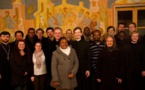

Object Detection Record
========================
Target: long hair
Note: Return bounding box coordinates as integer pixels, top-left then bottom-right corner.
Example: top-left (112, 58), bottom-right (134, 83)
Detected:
top-left (10, 40), bottom-right (30, 63)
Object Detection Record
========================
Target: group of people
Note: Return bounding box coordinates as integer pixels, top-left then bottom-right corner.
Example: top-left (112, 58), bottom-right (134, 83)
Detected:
top-left (0, 22), bottom-right (145, 90)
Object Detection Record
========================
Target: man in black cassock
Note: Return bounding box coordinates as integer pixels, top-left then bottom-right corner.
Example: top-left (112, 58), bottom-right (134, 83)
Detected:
top-left (72, 27), bottom-right (91, 90)
top-left (0, 31), bottom-right (11, 90)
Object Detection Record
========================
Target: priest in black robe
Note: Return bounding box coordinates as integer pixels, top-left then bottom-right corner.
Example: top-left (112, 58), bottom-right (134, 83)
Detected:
top-left (72, 27), bottom-right (91, 90)
top-left (0, 31), bottom-right (11, 90)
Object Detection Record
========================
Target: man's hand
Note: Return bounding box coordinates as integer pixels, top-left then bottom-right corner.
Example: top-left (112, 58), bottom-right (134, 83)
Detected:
top-left (97, 78), bottom-right (101, 83)
top-left (53, 81), bottom-right (60, 87)
top-left (85, 70), bottom-right (90, 78)
top-left (31, 76), bottom-right (34, 82)
top-left (24, 72), bottom-right (28, 76)
top-left (142, 71), bottom-right (145, 77)
top-left (116, 78), bottom-right (122, 84)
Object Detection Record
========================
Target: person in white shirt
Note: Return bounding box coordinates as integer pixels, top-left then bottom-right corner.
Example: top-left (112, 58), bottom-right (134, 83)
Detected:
top-left (31, 41), bottom-right (47, 90)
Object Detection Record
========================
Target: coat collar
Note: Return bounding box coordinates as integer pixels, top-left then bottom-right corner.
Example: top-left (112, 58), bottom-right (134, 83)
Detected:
top-left (56, 45), bottom-right (73, 58)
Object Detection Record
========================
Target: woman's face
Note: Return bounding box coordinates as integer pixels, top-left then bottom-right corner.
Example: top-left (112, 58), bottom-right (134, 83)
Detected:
top-left (60, 39), bottom-right (68, 49)
top-left (18, 41), bottom-right (25, 51)
top-left (106, 37), bottom-right (114, 47)
top-left (35, 43), bottom-right (42, 52)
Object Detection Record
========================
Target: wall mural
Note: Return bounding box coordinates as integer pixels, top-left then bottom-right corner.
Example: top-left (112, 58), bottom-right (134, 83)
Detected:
top-left (0, 0), bottom-right (108, 39)
top-left (0, 0), bottom-right (145, 40)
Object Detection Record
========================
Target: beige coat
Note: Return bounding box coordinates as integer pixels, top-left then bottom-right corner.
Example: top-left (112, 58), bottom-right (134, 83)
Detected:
top-left (51, 46), bottom-right (79, 89)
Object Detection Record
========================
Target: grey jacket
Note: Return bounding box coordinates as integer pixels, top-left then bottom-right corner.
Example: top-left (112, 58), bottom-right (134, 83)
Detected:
top-left (51, 46), bottom-right (79, 89)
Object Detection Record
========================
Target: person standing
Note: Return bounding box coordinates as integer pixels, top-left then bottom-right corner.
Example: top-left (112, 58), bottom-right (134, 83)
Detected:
top-left (10, 30), bottom-right (24, 50)
top-left (96, 36), bottom-right (125, 90)
top-left (114, 23), bottom-right (126, 40)
top-left (51, 37), bottom-right (79, 90)
top-left (31, 42), bottom-right (47, 90)
top-left (126, 31), bottom-right (145, 90)
top-left (25, 28), bottom-right (38, 90)
top-left (10, 40), bottom-right (31, 90)
top-left (83, 27), bottom-right (91, 42)
top-left (0, 31), bottom-right (11, 90)
top-left (126, 22), bottom-right (142, 43)
top-left (89, 30), bottom-right (105, 90)
top-left (53, 27), bottom-right (63, 45)
top-left (25, 28), bottom-right (38, 54)
top-left (72, 27), bottom-right (91, 90)
top-left (65, 29), bottom-right (74, 45)
top-left (106, 26), bottom-right (116, 37)
top-left (45, 27), bottom-right (56, 90)
top-left (117, 23), bottom-right (125, 32)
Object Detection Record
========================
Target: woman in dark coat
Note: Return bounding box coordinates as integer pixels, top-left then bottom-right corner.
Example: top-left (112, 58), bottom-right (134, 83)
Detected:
top-left (10, 40), bottom-right (32, 90)
top-left (96, 36), bottom-right (125, 90)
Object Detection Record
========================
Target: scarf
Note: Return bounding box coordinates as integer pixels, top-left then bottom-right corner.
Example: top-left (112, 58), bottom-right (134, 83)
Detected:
top-left (60, 46), bottom-right (70, 56)
top-left (34, 50), bottom-right (44, 69)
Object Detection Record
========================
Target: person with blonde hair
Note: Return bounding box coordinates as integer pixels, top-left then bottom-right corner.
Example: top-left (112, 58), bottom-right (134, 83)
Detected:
top-left (96, 36), bottom-right (125, 90)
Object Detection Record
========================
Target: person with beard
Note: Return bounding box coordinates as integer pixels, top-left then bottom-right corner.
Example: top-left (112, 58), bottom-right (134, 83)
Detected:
top-left (45, 27), bottom-right (56, 90)
top-left (71, 27), bottom-right (91, 90)
top-left (89, 30), bottom-right (105, 90)
top-left (0, 31), bottom-right (11, 90)
top-left (96, 36), bottom-right (125, 90)
top-left (114, 23), bottom-right (126, 40)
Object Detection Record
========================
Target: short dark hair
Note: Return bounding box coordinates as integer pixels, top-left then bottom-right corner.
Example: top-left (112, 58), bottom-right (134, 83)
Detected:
top-left (15, 30), bottom-right (24, 37)
top-left (73, 27), bottom-right (82, 33)
top-left (28, 28), bottom-right (35, 33)
top-left (128, 22), bottom-right (136, 28)
top-left (36, 28), bottom-right (44, 34)
top-left (46, 27), bottom-right (54, 32)
top-left (84, 27), bottom-right (90, 31)
top-left (0, 31), bottom-right (10, 36)
top-left (118, 23), bottom-right (125, 27)
top-left (58, 37), bottom-right (68, 46)
top-left (66, 29), bottom-right (72, 34)
top-left (107, 26), bottom-right (115, 32)
top-left (92, 30), bottom-right (101, 36)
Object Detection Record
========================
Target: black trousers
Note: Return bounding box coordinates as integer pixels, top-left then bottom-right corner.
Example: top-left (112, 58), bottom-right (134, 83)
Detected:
top-left (34, 74), bottom-right (46, 90)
